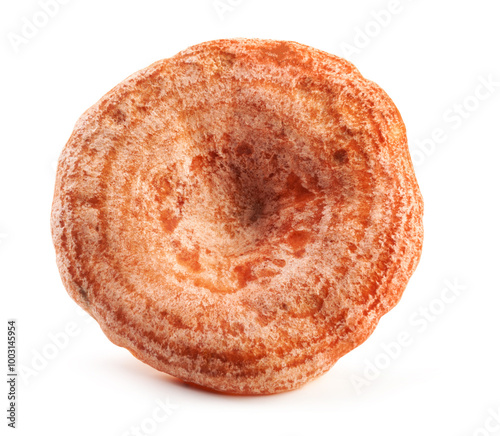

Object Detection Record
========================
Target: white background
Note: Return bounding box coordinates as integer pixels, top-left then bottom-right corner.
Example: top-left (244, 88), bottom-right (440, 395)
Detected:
top-left (2, 0), bottom-right (500, 435)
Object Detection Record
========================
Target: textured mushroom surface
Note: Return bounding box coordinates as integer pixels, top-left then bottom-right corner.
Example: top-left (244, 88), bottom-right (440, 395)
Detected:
top-left (51, 38), bottom-right (423, 394)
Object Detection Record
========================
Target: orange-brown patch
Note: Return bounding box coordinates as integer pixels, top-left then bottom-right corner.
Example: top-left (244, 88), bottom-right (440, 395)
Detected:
top-left (176, 247), bottom-right (201, 273)
top-left (160, 210), bottom-right (180, 233)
